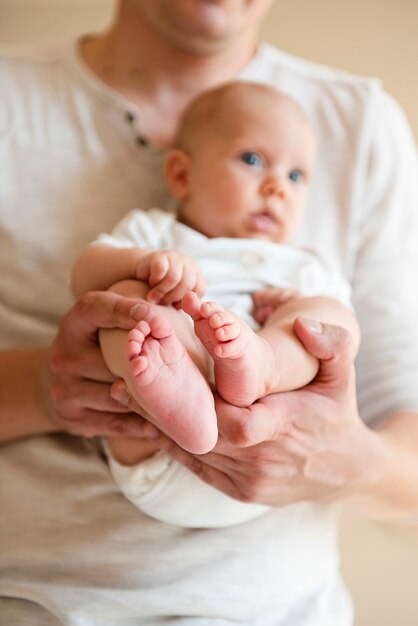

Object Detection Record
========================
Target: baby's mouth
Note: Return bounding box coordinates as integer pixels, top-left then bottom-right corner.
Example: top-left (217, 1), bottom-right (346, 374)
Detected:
top-left (246, 209), bottom-right (278, 233)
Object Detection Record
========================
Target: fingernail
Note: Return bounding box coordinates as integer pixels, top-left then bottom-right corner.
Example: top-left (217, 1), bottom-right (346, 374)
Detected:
top-left (130, 302), bottom-right (149, 319)
top-left (113, 388), bottom-right (130, 406)
top-left (299, 317), bottom-right (323, 334)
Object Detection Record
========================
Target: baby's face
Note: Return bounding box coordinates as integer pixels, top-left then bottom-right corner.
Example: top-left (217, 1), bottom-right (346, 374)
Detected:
top-left (179, 90), bottom-right (316, 243)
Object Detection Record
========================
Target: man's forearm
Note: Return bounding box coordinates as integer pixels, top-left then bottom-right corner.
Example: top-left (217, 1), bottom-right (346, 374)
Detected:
top-left (0, 348), bottom-right (58, 444)
top-left (342, 411), bottom-right (418, 523)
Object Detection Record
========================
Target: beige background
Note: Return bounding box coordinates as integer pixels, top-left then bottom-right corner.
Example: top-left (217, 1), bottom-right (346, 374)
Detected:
top-left (1, 1), bottom-right (418, 625)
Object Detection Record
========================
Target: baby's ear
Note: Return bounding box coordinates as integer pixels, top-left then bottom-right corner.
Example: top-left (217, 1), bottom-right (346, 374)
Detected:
top-left (165, 149), bottom-right (191, 200)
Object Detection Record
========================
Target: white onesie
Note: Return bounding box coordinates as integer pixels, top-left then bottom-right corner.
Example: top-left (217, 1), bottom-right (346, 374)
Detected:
top-left (97, 208), bottom-right (352, 528)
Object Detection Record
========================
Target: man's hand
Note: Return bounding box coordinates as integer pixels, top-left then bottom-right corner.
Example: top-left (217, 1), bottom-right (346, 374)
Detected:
top-left (135, 318), bottom-right (379, 507)
top-left (41, 290), bottom-right (152, 438)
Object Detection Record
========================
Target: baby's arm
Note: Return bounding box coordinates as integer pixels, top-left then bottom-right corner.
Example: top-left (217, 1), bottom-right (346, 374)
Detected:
top-left (72, 244), bottom-right (149, 296)
top-left (260, 294), bottom-right (360, 392)
top-left (71, 244), bottom-right (205, 304)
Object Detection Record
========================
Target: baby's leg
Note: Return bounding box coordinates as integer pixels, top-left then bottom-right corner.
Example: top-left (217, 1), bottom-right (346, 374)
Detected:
top-left (101, 280), bottom-right (217, 462)
top-left (182, 292), bottom-right (318, 407)
top-left (108, 437), bottom-right (162, 467)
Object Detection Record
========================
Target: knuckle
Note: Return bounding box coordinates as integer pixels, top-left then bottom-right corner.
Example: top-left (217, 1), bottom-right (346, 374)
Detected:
top-left (47, 348), bottom-right (62, 377)
top-left (48, 349), bottom-right (73, 378)
top-left (164, 268), bottom-right (177, 280)
top-left (58, 405), bottom-right (85, 432)
top-left (239, 475), bottom-right (265, 502)
top-left (55, 384), bottom-right (80, 408)
top-left (108, 291), bottom-right (128, 316)
top-left (189, 457), bottom-right (205, 477)
top-left (153, 260), bottom-right (165, 273)
top-left (61, 406), bottom-right (104, 437)
top-left (48, 370), bottom-right (85, 410)
top-left (74, 291), bottom-right (96, 316)
top-left (249, 446), bottom-right (269, 465)
top-left (165, 275), bottom-right (180, 289)
top-left (48, 376), bottom-right (66, 402)
top-left (107, 417), bottom-right (132, 436)
top-left (226, 417), bottom-right (258, 447)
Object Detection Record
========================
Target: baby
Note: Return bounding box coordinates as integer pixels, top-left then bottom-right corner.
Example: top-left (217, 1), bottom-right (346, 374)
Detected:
top-left (72, 82), bottom-right (359, 527)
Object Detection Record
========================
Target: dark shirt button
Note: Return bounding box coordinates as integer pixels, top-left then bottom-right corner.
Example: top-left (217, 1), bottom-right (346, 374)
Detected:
top-left (136, 135), bottom-right (149, 148)
top-left (125, 111), bottom-right (136, 123)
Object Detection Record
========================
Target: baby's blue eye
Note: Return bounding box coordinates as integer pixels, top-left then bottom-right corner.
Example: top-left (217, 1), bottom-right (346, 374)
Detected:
top-left (240, 152), bottom-right (263, 167)
top-left (289, 169), bottom-right (303, 183)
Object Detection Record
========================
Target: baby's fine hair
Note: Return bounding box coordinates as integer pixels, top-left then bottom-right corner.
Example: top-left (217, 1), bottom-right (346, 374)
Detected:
top-left (174, 81), bottom-right (312, 151)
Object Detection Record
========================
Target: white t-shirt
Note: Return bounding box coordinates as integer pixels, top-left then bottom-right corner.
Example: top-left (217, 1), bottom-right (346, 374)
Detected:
top-left (0, 41), bottom-right (417, 625)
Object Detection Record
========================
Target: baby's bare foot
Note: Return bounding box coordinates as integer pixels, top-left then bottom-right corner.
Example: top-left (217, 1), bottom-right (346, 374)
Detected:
top-left (126, 314), bottom-right (217, 454)
top-left (182, 292), bottom-right (275, 407)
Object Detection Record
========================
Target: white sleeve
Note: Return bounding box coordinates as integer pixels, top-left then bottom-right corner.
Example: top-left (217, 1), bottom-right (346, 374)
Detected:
top-left (352, 88), bottom-right (418, 426)
top-left (94, 208), bottom-right (173, 250)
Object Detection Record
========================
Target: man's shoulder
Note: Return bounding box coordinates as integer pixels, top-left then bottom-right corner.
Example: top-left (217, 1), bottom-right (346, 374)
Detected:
top-left (0, 44), bottom-right (78, 124)
top-left (241, 43), bottom-right (388, 137)
top-left (2, 43), bottom-right (83, 106)
top-left (245, 43), bottom-right (381, 100)
top-left (0, 44), bottom-right (67, 79)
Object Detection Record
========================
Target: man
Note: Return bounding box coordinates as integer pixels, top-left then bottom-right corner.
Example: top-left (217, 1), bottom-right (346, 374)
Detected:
top-left (1, 1), bottom-right (418, 624)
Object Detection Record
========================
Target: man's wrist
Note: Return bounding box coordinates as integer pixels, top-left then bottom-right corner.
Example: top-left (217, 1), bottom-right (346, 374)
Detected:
top-left (0, 348), bottom-right (61, 445)
top-left (338, 419), bottom-right (418, 522)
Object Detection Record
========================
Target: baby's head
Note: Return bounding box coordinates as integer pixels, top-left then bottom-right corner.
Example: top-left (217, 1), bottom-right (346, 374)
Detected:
top-left (166, 81), bottom-right (316, 243)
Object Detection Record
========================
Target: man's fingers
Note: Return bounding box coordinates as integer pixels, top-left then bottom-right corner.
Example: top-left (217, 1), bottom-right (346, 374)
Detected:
top-left (67, 291), bottom-right (143, 341)
top-left (110, 379), bottom-right (158, 431)
top-left (47, 378), bottom-right (133, 429)
top-left (64, 410), bottom-right (151, 438)
top-left (49, 341), bottom-right (116, 381)
top-left (150, 434), bottom-right (241, 497)
top-left (215, 392), bottom-right (291, 447)
top-left (45, 292), bottom-right (161, 438)
top-left (293, 317), bottom-right (352, 361)
top-left (293, 317), bottom-right (355, 390)
top-left (72, 380), bottom-right (134, 412)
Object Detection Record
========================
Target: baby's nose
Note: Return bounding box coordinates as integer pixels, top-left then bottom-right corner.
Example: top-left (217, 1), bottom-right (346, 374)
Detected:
top-left (260, 176), bottom-right (286, 199)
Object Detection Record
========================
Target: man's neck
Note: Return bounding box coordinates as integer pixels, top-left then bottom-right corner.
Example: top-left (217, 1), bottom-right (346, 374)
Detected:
top-left (80, 6), bottom-right (259, 146)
